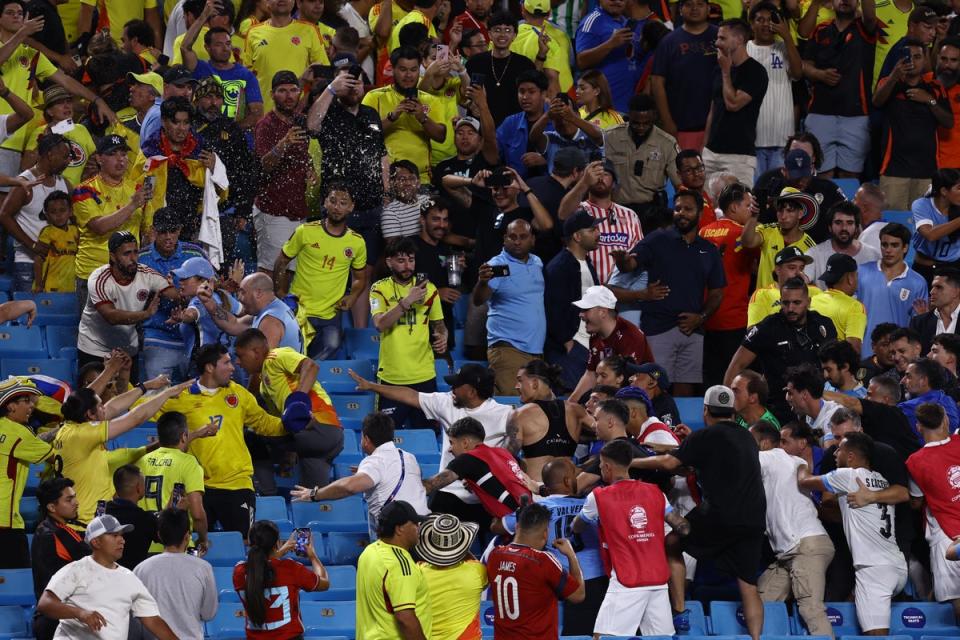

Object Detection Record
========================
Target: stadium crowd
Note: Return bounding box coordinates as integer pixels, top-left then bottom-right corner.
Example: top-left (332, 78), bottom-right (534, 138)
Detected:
top-left (2, 0), bottom-right (960, 637)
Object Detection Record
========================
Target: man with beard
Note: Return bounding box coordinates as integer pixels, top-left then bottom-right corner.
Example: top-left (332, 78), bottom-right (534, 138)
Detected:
top-left (933, 38), bottom-right (960, 169)
top-left (741, 186), bottom-right (817, 289)
top-left (558, 160), bottom-right (644, 283)
top-left (748, 246), bottom-right (821, 327)
top-left (474, 219), bottom-right (547, 395)
top-left (677, 150), bottom-right (718, 229)
top-left (181, 0), bottom-right (263, 131)
top-left (473, 165), bottom-right (553, 265)
top-left (612, 190), bottom-right (726, 397)
top-left (873, 38), bottom-right (952, 210)
top-left (805, 205), bottom-right (879, 287)
top-left (192, 77), bottom-right (259, 263)
top-left (909, 269), bottom-right (960, 355)
top-left (369, 238), bottom-right (447, 428)
top-left (254, 71), bottom-right (314, 278)
top-left (414, 199), bottom-right (462, 354)
top-left (273, 183), bottom-right (366, 358)
top-left (544, 211), bottom-right (601, 389)
top-left (78, 232), bottom-right (181, 369)
top-left (362, 45), bottom-right (446, 183)
top-left (725, 277), bottom-right (838, 422)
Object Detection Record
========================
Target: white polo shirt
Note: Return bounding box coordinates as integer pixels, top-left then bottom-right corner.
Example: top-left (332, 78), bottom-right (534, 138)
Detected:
top-left (356, 440), bottom-right (429, 529)
top-left (418, 392), bottom-right (513, 503)
top-left (758, 448), bottom-right (828, 555)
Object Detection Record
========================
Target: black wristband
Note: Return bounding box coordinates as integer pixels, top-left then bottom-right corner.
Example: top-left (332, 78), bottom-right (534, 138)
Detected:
top-left (137, 383), bottom-right (147, 394)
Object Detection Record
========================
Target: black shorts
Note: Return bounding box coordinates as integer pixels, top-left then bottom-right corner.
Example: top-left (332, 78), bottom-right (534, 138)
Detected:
top-left (680, 507), bottom-right (764, 585)
top-left (203, 487), bottom-right (256, 539)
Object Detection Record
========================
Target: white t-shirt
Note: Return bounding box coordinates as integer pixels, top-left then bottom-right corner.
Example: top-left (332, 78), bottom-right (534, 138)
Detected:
top-left (356, 440), bottom-right (430, 529)
top-left (47, 555), bottom-right (160, 640)
top-left (78, 264), bottom-right (171, 357)
top-left (823, 466), bottom-right (906, 569)
top-left (758, 448), bottom-right (827, 555)
top-left (804, 241), bottom-right (881, 288)
top-left (859, 220), bottom-right (884, 253)
top-left (418, 392), bottom-right (512, 502)
top-left (14, 168), bottom-right (68, 263)
top-left (574, 258), bottom-right (593, 348)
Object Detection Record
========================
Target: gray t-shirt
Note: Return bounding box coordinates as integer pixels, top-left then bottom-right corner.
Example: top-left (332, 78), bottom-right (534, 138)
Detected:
top-left (132, 552), bottom-right (218, 640)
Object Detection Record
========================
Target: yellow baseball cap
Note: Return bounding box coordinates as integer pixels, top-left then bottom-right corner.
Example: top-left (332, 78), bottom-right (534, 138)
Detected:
top-left (127, 71), bottom-right (164, 96)
top-left (524, 0), bottom-right (551, 15)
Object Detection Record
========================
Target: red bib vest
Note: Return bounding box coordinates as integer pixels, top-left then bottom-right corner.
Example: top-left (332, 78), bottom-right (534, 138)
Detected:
top-left (463, 444), bottom-right (532, 517)
top-left (594, 479), bottom-right (670, 588)
top-left (906, 435), bottom-right (960, 539)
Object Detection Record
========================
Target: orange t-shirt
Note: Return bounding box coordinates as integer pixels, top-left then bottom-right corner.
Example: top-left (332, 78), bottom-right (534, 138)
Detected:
top-left (932, 73), bottom-right (960, 169)
top-left (699, 218), bottom-right (758, 331)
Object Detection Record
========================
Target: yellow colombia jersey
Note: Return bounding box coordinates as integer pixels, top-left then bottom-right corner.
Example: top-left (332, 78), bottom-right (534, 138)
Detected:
top-left (57, 0), bottom-right (83, 45)
top-left (422, 76), bottom-right (461, 166)
top-left (26, 123), bottom-right (95, 187)
top-left (747, 283), bottom-right (822, 327)
top-left (52, 421), bottom-right (146, 523)
top-left (242, 20), bottom-right (329, 111)
top-left (261, 347), bottom-right (341, 427)
top-left (80, 0), bottom-right (158, 44)
top-left (370, 277), bottom-right (443, 385)
top-left (810, 288), bottom-right (867, 342)
top-left (756, 224), bottom-right (816, 290)
top-left (281, 221), bottom-right (367, 319)
top-left (388, 9), bottom-right (436, 54)
top-left (512, 22), bottom-right (573, 93)
top-left (71, 173), bottom-right (151, 279)
top-left (0, 416), bottom-right (52, 528)
top-left (0, 42), bottom-right (57, 152)
top-left (357, 540), bottom-right (433, 640)
top-left (419, 559), bottom-right (488, 640)
top-left (137, 446), bottom-right (204, 551)
top-left (36, 224), bottom-right (79, 293)
top-left (579, 107), bottom-right (624, 131)
top-left (159, 381), bottom-right (286, 491)
top-left (362, 86), bottom-right (442, 182)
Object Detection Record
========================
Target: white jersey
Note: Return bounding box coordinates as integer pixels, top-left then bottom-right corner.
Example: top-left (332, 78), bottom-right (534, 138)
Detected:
top-left (759, 448), bottom-right (827, 555)
top-left (579, 200), bottom-right (643, 285)
top-left (823, 467), bottom-right (906, 569)
top-left (13, 168), bottom-right (68, 264)
top-left (746, 41), bottom-right (794, 148)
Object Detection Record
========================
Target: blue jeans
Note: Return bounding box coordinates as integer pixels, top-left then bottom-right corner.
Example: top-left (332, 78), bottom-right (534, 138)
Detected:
top-left (754, 147), bottom-right (784, 182)
top-left (142, 345), bottom-right (189, 383)
top-left (12, 262), bottom-right (32, 292)
top-left (307, 315), bottom-right (343, 360)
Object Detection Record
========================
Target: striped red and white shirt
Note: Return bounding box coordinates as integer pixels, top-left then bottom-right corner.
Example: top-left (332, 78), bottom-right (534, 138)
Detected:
top-left (579, 200), bottom-right (644, 284)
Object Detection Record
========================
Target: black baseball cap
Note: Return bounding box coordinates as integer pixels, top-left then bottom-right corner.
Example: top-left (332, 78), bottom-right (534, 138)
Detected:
top-left (272, 70), bottom-right (300, 90)
top-left (553, 147), bottom-right (587, 173)
top-left (774, 245), bottom-right (814, 266)
top-left (562, 209), bottom-right (602, 238)
top-left (96, 133), bottom-right (131, 155)
top-left (163, 65), bottom-right (197, 86)
top-left (378, 501), bottom-right (428, 530)
top-left (108, 230), bottom-right (138, 253)
top-left (820, 253), bottom-right (858, 286)
top-left (443, 363), bottom-right (492, 390)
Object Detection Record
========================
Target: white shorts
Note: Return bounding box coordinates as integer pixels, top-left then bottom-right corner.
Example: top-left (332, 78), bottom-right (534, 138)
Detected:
top-left (253, 205), bottom-right (301, 271)
top-left (593, 574), bottom-right (674, 636)
top-left (931, 533), bottom-right (960, 601)
top-left (854, 563), bottom-right (908, 632)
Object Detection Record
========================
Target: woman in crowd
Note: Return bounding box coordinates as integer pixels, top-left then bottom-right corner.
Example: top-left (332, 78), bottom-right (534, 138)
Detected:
top-left (594, 355), bottom-right (631, 389)
top-left (577, 70), bottom-right (624, 131)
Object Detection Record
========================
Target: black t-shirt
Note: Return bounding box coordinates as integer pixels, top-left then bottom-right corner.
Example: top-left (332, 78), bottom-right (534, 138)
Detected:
top-left (742, 310), bottom-right (838, 416)
top-left (432, 153), bottom-right (496, 239)
top-left (653, 392), bottom-right (680, 425)
top-left (879, 78), bottom-right (948, 178)
top-left (803, 19), bottom-right (877, 117)
top-left (859, 399), bottom-right (921, 462)
top-left (414, 236), bottom-right (458, 332)
top-left (465, 52), bottom-right (536, 125)
top-left (448, 451), bottom-right (522, 512)
top-left (754, 171), bottom-right (847, 243)
top-left (818, 441), bottom-right (914, 552)
top-left (673, 420), bottom-right (766, 529)
top-left (25, 0), bottom-right (66, 54)
top-left (105, 499), bottom-right (158, 570)
top-left (475, 205), bottom-right (534, 264)
top-left (316, 101), bottom-right (388, 211)
top-left (706, 57), bottom-right (769, 155)
top-left (525, 175), bottom-right (566, 264)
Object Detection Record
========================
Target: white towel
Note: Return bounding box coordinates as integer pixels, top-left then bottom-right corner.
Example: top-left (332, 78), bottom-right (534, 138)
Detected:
top-left (199, 154), bottom-right (229, 269)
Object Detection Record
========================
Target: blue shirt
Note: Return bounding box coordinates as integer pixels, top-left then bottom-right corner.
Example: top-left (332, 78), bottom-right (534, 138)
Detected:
top-left (629, 226), bottom-right (726, 336)
top-left (192, 60), bottom-right (263, 114)
top-left (502, 495), bottom-right (605, 579)
top-left (138, 241), bottom-right (206, 347)
top-left (486, 249), bottom-right (546, 353)
top-left (650, 25), bottom-right (719, 132)
top-left (575, 8), bottom-right (639, 112)
top-left (254, 297), bottom-right (305, 353)
top-left (139, 98), bottom-right (163, 150)
top-left (496, 107), bottom-right (552, 178)
top-left (188, 291), bottom-right (243, 348)
top-left (543, 131), bottom-right (598, 175)
top-left (856, 260), bottom-right (927, 357)
top-left (913, 197), bottom-right (960, 262)
top-left (899, 389), bottom-right (959, 439)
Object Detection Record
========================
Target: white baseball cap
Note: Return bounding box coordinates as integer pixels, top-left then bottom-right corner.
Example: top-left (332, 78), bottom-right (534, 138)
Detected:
top-left (573, 285), bottom-right (617, 310)
top-left (84, 514), bottom-right (133, 542)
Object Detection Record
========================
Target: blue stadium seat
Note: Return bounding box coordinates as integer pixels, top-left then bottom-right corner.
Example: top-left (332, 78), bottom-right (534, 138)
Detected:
top-left (436, 360), bottom-right (454, 390)
top-left (211, 565), bottom-right (235, 592)
top-left (206, 601), bottom-right (247, 638)
top-left (882, 210), bottom-right (914, 228)
top-left (492, 396), bottom-right (521, 407)
top-left (394, 429), bottom-right (440, 463)
top-left (23, 463), bottom-right (45, 497)
top-left (0, 569), bottom-right (34, 605)
top-left (453, 359), bottom-right (488, 373)
top-left (14, 292), bottom-right (76, 313)
top-left (301, 601), bottom-right (356, 637)
top-left (325, 532), bottom-right (369, 564)
top-left (44, 326), bottom-right (77, 358)
top-left (19, 497), bottom-right (39, 531)
top-left (675, 397), bottom-right (705, 430)
top-left (302, 565), bottom-right (356, 601)
top-left (333, 462), bottom-right (358, 480)
top-left (677, 600), bottom-right (710, 636)
top-left (344, 328), bottom-right (381, 360)
top-left (891, 603), bottom-right (960, 638)
top-left (0, 605), bottom-right (27, 639)
top-left (420, 463), bottom-right (439, 478)
top-left (297, 495), bottom-right (367, 533)
top-left (316, 359), bottom-right (375, 394)
top-left (340, 416), bottom-right (363, 431)
top-left (331, 394), bottom-right (375, 425)
top-left (599, 637), bottom-right (674, 640)
top-left (840, 636), bottom-right (911, 640)
top-left (336, 429), bottom-right (362, 464)
top-left (0, 276), bottom-right (13, 293)
top-left (0, 358), bottom-right (75, 385)
top-left (833, 178), bottom-right (861, 200)
top-left (794, 602), bottom-right (859, 636)
top-left (256, 495), bottom-right (291, 525)
top-left (204, 532), bottom-right (246, 566)
top-left (481, 600), bottom-right (495, 634)
top-left (710, 602), bottom-right (791, 636)
top-left (0, 326), bottom-right (47, 358)
top-left (107, 428), bottom-right (154, 450)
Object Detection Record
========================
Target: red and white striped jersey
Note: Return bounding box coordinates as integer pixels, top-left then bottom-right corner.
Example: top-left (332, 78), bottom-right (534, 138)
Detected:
top-left (579, 200), bottom-right (643, 284)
